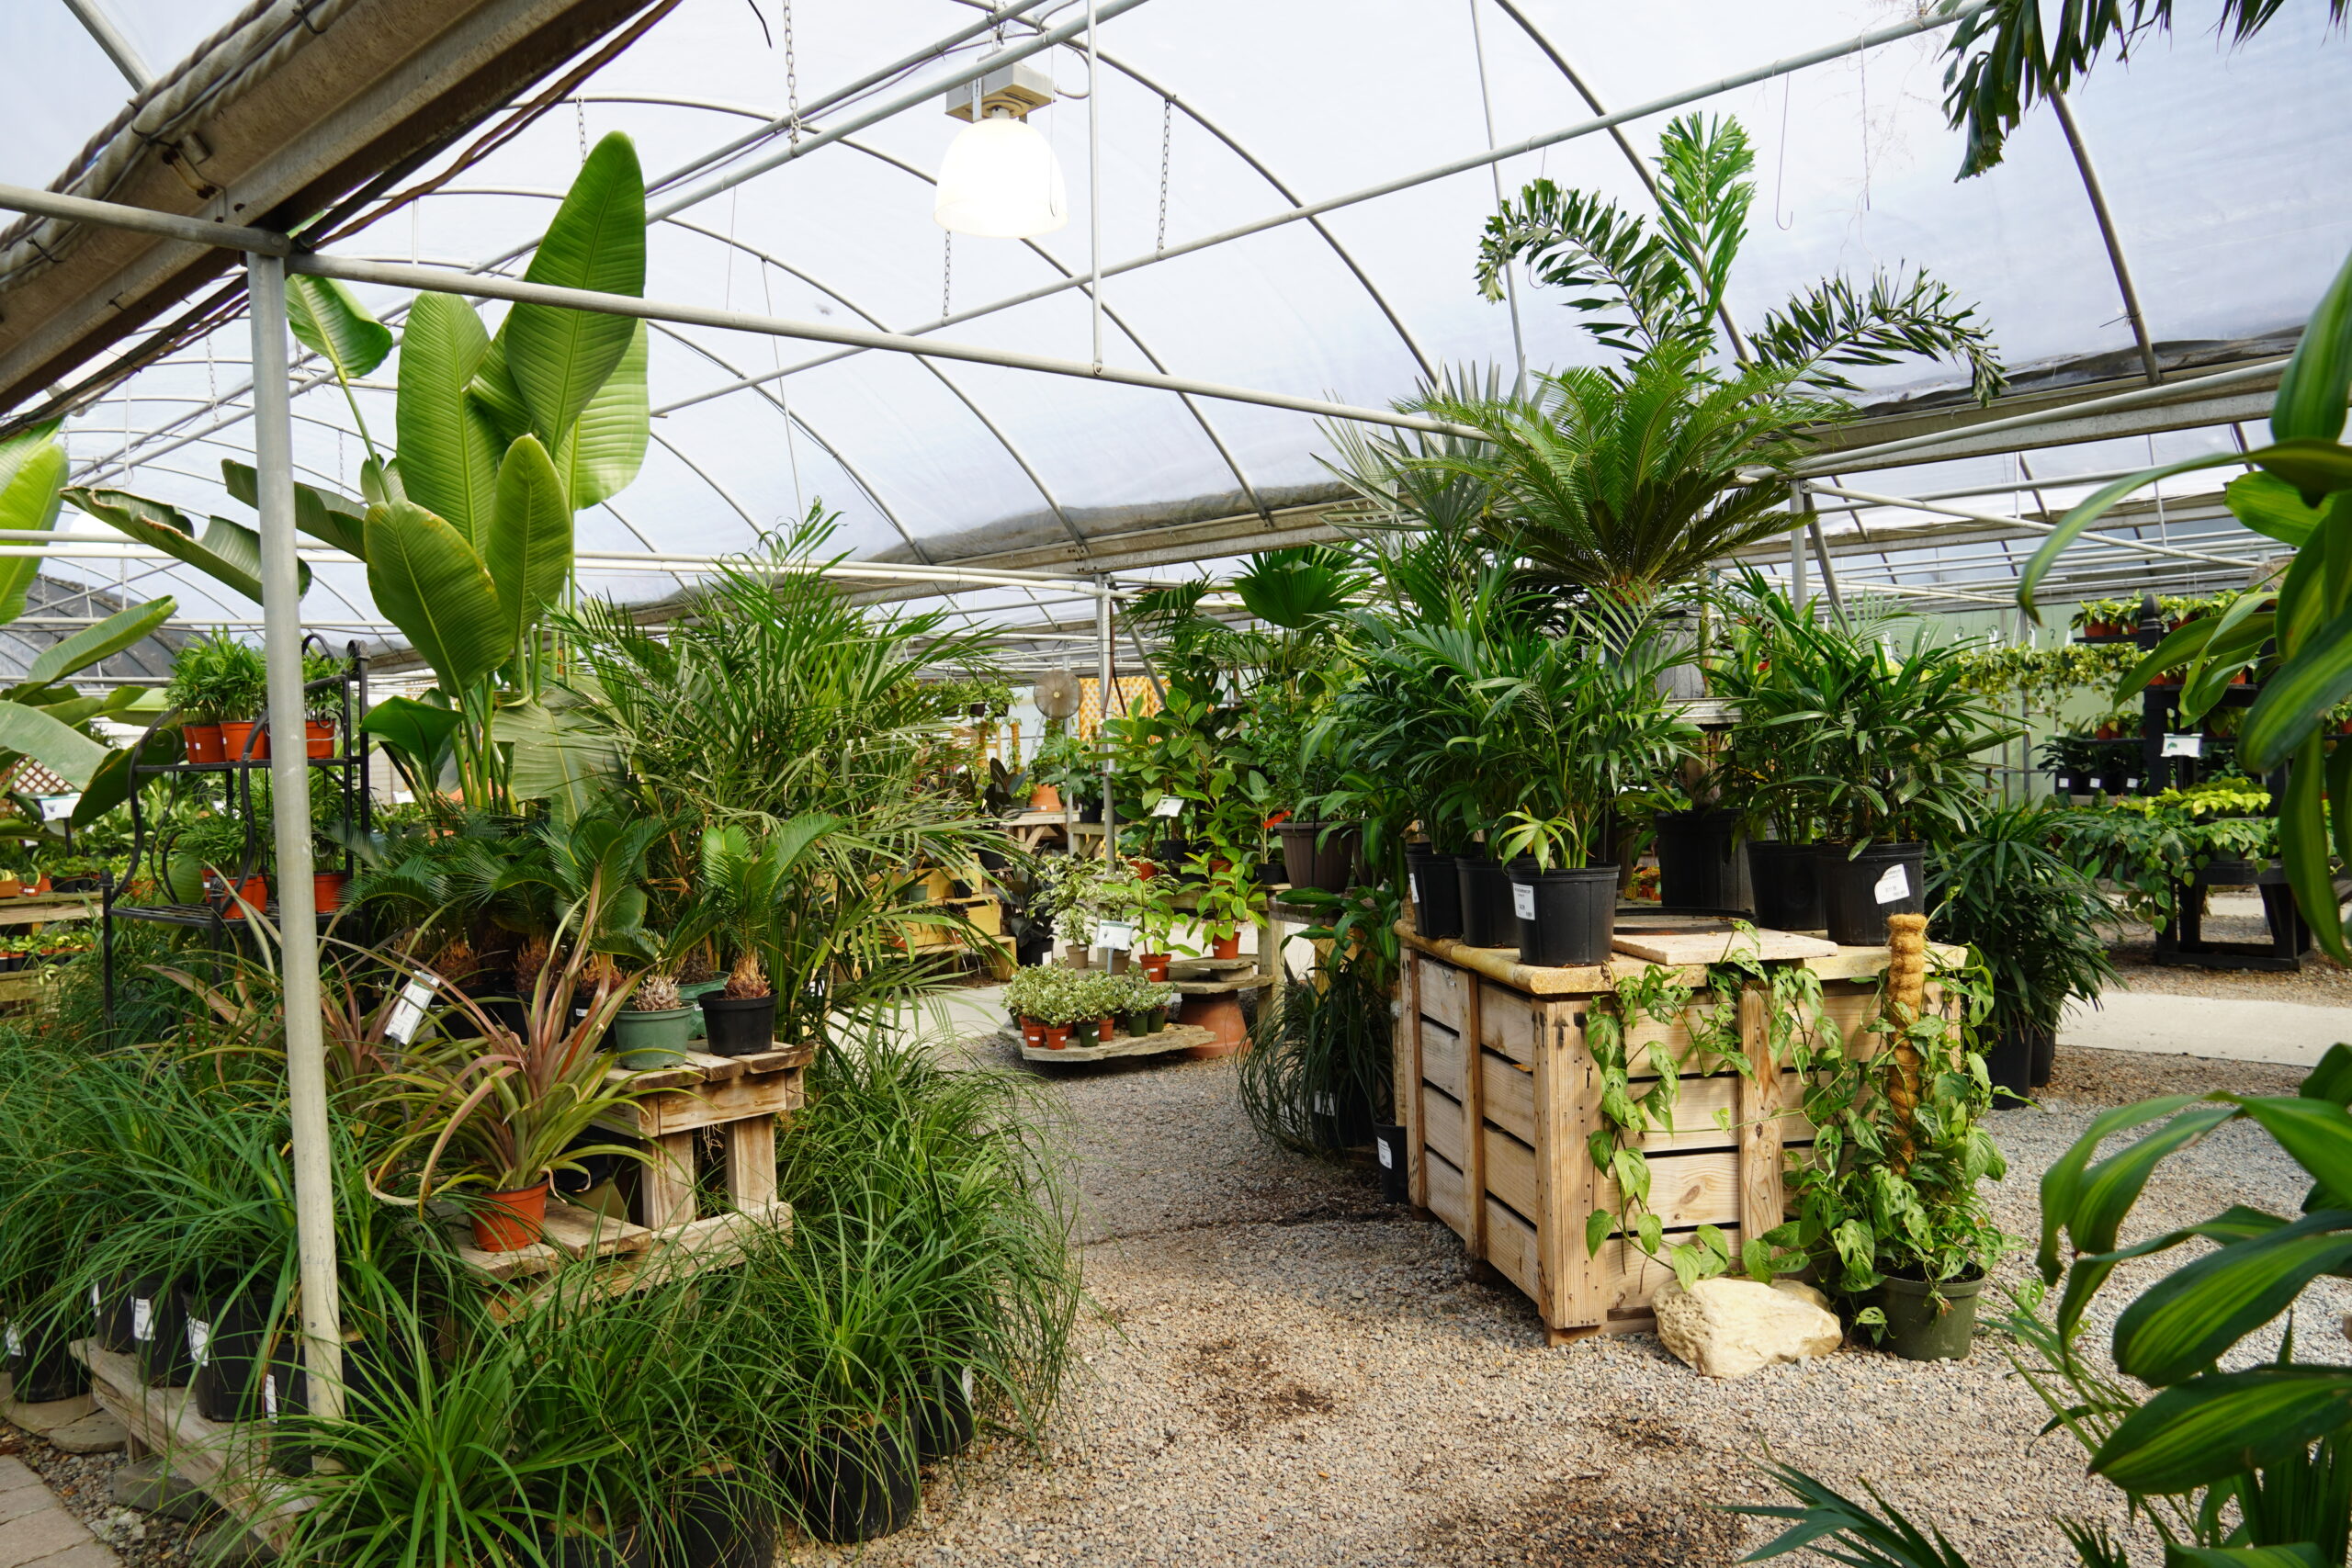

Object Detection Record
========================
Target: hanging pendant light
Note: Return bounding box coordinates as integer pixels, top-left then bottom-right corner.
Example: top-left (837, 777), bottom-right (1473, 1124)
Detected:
top-left (934, 106), bottom-right (1068, 238)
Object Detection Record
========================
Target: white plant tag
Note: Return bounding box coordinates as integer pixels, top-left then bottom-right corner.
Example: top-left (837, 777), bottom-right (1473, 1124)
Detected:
top-left (1151, 795), bottom-right (1184, 818)
top-left (960, 1365), bottom-right (976, 1400)
top-left (187, 1317), bottom-right (211, 1368)
top-left (5, 1325), bottom-right (19, 1358)
top-left (2162, 733), bottom-right (2204, 758)
top-left (1376, 1138), bottom-right (1394, 1169)
top-left (264, 1372), bottom-right (279, 1419)
top-left (1512, 882), bottom-right (1537, 920)
top-left (1408, 874), bottom-right (1420, 904)
top-left (132, 1298), bottom-right (153, 1342)
top-left (1872, 863), bottom-right (1911, 905)
top-left (88, 1282), bottom-right (100, 1310)
top-left (38, 794), bottom-right (79, 821)
top-left (384, 975), bottom-right (439, 1044)
top-left (1312, 1092), bottom-right (1335, 1114)
top-left (1097, 920), bottom-right (1134, 953)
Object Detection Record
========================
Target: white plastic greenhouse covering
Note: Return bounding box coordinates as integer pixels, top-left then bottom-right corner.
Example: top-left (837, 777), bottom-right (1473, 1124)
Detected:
top-left (5, 0), bottom-right (2349, 655)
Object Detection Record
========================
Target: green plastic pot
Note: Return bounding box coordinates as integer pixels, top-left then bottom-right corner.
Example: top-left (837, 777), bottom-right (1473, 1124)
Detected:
top-left (613, 1006), bottom-right (698, 1068)
top-left (1122, 1009), bottom-right (1161, 1036)
top-left (676, 979), bottom-right (728, 1039)
top-left (1069, 1020), bottom-right (1099, 1047)
top-left (1873, 1272), bottom-right (1985, 1361)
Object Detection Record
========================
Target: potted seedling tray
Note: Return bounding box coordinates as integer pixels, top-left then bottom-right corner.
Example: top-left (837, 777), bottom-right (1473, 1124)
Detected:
top-left (997, 1020), bottom-right (1218, 1065)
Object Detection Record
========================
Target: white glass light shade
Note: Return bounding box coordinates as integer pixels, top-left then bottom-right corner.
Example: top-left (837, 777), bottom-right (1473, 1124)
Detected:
top-left (933, 111), bottom-right (1068, 238)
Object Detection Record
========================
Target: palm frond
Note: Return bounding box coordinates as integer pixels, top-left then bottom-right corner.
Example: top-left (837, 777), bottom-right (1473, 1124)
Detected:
top-left (1652, 114), bottom-right (1756, 328)
top-left (1475, 178), bottom-right (1702, 356)
top-left (1728, 1462), bottom-right (1981, 1568)
top-left (1750, 268), bottom-right (2007, 404)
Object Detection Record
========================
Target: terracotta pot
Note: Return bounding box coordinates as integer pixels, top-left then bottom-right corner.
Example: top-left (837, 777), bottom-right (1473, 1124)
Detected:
top-left (183, 723), bottom-right (226, 765)
top-left (220, 720), bottom-right (268, 761)
top-left (1211, 934), bottom-right (1241, 961)
top-left (1019, 1018), bottom-right (1046, 1048)
top-left (31, 875), bottom-right (49, 897)
top-left (1138, 953), bottom-right (1171, 982)
top-left (471, 1179), bottom-right (550, 1253)
top-left (1029, 784), bottom-right (1062, 813)
top-left (303, 720), bottom-right (335, 760)
top-left (215, 874), bottom-right (269, 919)
top-left (1041, 1024), bottom-right (1071, 1051)
top-left (312, 871), bottom-right (347, 912)
top-left (1099, 1014), bottom-right (1118, 1042)
top-left (2231, 670), bottom-right (2251, 685)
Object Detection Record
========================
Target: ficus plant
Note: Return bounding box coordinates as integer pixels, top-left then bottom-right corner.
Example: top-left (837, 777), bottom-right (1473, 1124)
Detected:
top-left (65, 133), bottom-right (652, 816)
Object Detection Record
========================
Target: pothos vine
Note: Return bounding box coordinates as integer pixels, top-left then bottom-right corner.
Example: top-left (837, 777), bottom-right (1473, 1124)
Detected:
top-left (1581, 936), bottom-right (1998, 1297)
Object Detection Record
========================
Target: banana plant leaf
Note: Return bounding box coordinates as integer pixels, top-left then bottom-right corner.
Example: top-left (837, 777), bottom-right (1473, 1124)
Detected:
top-left (394, 291), bottom-right (502, 554)
top-left (485, 434), bottom-right (572, 653)
top-left (553, 318), bottom-right (648, 511)
top-left (363, 501), bottom-right (511, 694)
top-left (221, 459), bottom-right (368, 560)
top-left (62, 488), bottom-right (309, 604)
top-left (22, 598), bottom-right (175, 688)
top-left (359, 694), bottom-right (462, 795)
top-left (74, 728), bottom-right (182, 829)
top-left (504, 701), bottom-right (618, 817)
top-left (0, 424), bottom-right (64, 624)
top-left (286, 274), bottom-right (393, 382)
top-left (0, 700), bottom-right (110, 786)
top-left (504, 131), bottom-right (646, 451)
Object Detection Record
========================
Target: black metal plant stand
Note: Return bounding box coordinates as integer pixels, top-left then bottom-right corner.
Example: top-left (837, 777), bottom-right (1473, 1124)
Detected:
top-left (102, 639), bottom-right (372, 1026)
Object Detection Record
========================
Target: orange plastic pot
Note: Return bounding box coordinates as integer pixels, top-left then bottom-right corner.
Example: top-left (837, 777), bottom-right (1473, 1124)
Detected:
top-left (1041, 1024), bottom-right (1071, 1051)
top-left (1210, 934), bottom-right (1242, 961)
top-left (471, 1180), bottom-right (550, 1253)
top-left (1099, 1014), bottom-right (1118, 1042)
top-left (1029, 784), bottom-right (1062, 813)
top-left (304, 720), bottom-right (335, 759)
top-left (1019, 1017), bottom-right (1045, 1048)
top-left (220, 720), bottom-right (268, 761)
top-left (214, 874), bottom-right (269, 919)
top-left (1138, 953), bottom-right (1171, 981)
top-left (183, 724), bottom-right (225, 764)
top-left (313, 871), bottom-right (348, 912)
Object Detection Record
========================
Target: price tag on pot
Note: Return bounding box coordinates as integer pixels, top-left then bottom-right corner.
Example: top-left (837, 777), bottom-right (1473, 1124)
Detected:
top-left (132, 1298), bottom-right (153, 1343)
top-left (1097, 919), bottom-right (1134, 952)
top-left (186, 1318), bottom-right (209, 1368)
top-left (5, 1325), bottom-right (18, 1358)
top-left (1512, 882), bottom-right (1537, 921)
top-left (37, 794), bottom-right (77, 821)
top-left (1871, 863), bottom-right (1911, 905)
top-left (385, 975), bottom-right (439, 1044)
top-left (1312, 1092), bottom-right (1335, 1114)
top-left (1151, 795), bottom-right (1184, 818)
top-left (2163, 733), bottom-right (2204, 758)
top-left (264, 1372), bottom-right (280, 1420)
top-left (1408, 873), bottom-right (1420, 905)
top-left (1376, 1138), bottom-right (1394, 1169)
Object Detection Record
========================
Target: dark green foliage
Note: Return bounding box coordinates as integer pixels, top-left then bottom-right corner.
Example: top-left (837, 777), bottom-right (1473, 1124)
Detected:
top-left (1239, 903), bottom-right (1396, 1156)
top-left (1928, 805), bottom-right (2118, 1035)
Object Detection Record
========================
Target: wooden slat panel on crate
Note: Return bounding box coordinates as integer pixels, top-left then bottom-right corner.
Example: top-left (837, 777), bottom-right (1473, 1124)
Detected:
top-left (1611, 929), bottom-right (1838, 965)
top-left (1481, 1050), bottom-right (1535, 1144)
top-left (1482, 1123), bottom-right (1538, 1221)
top-left (1459, 974), bottom-right (1488, 1256)
top-left (1817, 983), bottom-right (1887, 1058)
top-left (1485, 1198), bottom-right (1542, 1304)
top-left (601, 1064), bottom-right (807, 1137)
top-left (1425, 1148), bottom-right (1470, 1234)
top-left (1421, 1082), bottom-right (1465, 1169)
top-left (1602, 1227), bottom-right (1744, 1314)
top-left (1595, 1149), bottom-right (1742, 1228)
top-left (1478, 982), bottom-right (1536, 1064)
top-left (1419, 1020), bottom-right (1465, 1100)
top-left (449, 1198), bottom-right (652, 1280)
top-left (1419, 960), bottom-right (1469, 1032)
top-left (1736, 986), bottom-right (1788, 1243)
top-left (1536, 1004), bottom-right (1604, 1330)
top-left (1612, 1074), bottom-right (1812, 1154)
top-left (1403, 957), bottom-right (1426, 1208)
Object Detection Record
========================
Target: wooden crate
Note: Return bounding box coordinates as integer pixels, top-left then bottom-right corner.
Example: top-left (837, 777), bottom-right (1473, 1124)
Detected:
top-left (595, 1043), bottom-right (812, 1230)
top-left (1397, 925), bottom-right (1951, 1342)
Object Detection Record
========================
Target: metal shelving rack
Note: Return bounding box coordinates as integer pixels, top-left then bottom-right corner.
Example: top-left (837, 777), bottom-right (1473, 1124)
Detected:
top-left (101, 640), bottom-right (372, 1021)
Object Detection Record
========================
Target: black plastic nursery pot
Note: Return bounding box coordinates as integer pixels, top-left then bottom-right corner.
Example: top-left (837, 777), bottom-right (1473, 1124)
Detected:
top-left (1747, 840), bottom-right (1824, 931)
top-left (1406, 847), bottom-right (1463, 941)
top-left (1372, 1122), bottom-right (1410, 1204)
top-left (1455, 853), bottom-right (1518, 950)
top-left (1815, 842), bottom-right (1927, 947)
top-left (1654, 809), bottom-right (1744, 911)
top-left (785, 1425), bottom-right (920, 1543)
top-left (1275, 820), bottom-right (1363, 893)
top-left (1510, 861), bottom-right (1619, 967)
top-left (1983, 1022), bottom-right (2052, 1103)
top-left (700, 992), bottom-right (777, 1055)
top-left (6, 1312), bottom-right (90, 1404)
top-left (183, 1275), bottom-right (301, 1426)
top-left (91, 1270), bottom-right (138, 1352)
top-left (1309, 1079), bottom-right (1377, 1151)
top-left (914, 1363), bottom-right (978, 1462)
top-left (2030, 1022), bottom-right (2058, 1088)
top-left (130, 1273), bottom-right (194, 1387)
top-left (673, 1472), bottom-right (781, 1568)
top-left (1873, 1272), bottom-right (1986, 1361)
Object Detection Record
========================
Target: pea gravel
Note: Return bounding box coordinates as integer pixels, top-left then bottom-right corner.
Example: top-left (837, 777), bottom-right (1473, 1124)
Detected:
top-left (777, 1026), bottom-right (2342, 1568)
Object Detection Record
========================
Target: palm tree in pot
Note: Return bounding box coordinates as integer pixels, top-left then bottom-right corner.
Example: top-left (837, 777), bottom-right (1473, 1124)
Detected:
top-left (688, 814), bottom-right (839, 1055)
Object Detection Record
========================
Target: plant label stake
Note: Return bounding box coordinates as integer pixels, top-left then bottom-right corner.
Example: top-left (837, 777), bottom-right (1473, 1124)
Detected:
top-left (1098, 919), bottom-right (1134, 951)
top-left (1871, 863), bottom-right (1910, 905)
top-left (2162, 733), bottom-right (2204, 758)
top-left (1151, 795), bottom-right (1183, 818)
top-left (385, 975), bottom-right (438, 1045)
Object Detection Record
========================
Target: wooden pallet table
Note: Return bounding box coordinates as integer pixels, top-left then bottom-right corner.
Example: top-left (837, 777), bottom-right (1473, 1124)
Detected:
top-left (595, 1043), bottom-right (814, 1230)
top-left (72, 1340), bottom-right (311, 1551)
top-left (1396, 918), bottom-right (1961, 1344)
top-left (997, 1021), bottom-right (1218, 1064)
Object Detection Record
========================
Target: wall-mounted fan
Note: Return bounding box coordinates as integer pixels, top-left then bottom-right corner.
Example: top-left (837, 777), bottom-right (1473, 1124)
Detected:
top-left (1033, 670), bottom-right (1081, 720)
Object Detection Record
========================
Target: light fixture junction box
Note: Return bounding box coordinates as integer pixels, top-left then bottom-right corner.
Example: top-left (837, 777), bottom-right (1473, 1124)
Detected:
top-left (944, 56), bottom-right (1057, 121)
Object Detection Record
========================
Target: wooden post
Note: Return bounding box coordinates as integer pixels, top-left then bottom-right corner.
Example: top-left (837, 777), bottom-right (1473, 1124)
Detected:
top-left (1734, 983), bottom-right (1786, 1250)
top-left (639, 1132), bottom-right (697, 1230)
top-left (723, 1114), bottom-right (777, 1212)
top-left (1532, 1001), bottom-right (1598, 1340)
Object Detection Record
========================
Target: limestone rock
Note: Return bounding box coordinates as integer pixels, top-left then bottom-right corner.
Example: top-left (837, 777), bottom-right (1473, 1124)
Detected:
top-left (111, 1455), bottom-right (213, 1522)
top-left (0, 1391), bottom-right (96, 1434)
top-left (46, 1409), bottom-right (126, 1454)
top-left (1654, 1277), bottom-right (1844, 1379)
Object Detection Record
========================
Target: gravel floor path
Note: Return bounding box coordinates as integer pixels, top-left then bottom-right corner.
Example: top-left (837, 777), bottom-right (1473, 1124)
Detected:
top-left (781, 1029), bottom-right (2332, 1568)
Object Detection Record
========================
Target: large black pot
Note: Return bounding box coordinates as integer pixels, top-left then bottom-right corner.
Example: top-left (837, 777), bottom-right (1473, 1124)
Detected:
top-left (1406, 847), bottom-right (1462, 941)
top-left (5, 1309), bottom-right (89, 1404)
top-left (184, 1275), bottom-right (301, 1426)
top-left (130, 1272), bottom-right (194, 1388)
top-left (700, 992), bottom-right (776, 1055)
top-left (914, 1364), bottom-right (977, 1462)
top-left (1372, 1122), bottom-right (1411, 1203)
top-left (1276, 821), bottom-right (1362, 893)
top-left (1816, 842), bottom-right (1927, 947)
top-left (1654, 809), bottom-right (1744, 911)
top-left (1510, 861), bottom-right (1619, 967)
top-left (669, 1473), bottom-right (780, 1568)
top-left (91, 1270), bottom-right (139, 1353)
top-left (2029, 1021), bottom-right (2058, 1088)
top-left (1747, 840), bottom-right (1824, 931)
top-left (1455, 854), bottom-right (1517, 950)
top-left (1982, 1022), bottom-right (2041, 1102)
top-left (785, 1425), bottom-right (919, 1543)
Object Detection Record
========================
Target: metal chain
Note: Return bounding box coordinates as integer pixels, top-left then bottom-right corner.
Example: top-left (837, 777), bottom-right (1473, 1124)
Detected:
top-left (576, 99), bottom-right (588, 159)
top-left (782, 0), bottom-right (800, 142)
top-left (942, 231), bottom-right (953, 317)
top-left (1156, 96), bottom-right (1171, 254)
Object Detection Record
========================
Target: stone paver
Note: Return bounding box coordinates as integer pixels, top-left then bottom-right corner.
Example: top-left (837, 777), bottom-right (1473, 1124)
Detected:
top-left (0, 1454), bottom-right (121, 1568)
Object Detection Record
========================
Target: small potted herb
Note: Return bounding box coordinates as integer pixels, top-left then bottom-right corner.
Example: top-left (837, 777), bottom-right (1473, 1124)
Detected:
top-left (164, 633), bottom-right (246, 764)
top-left (1003, 964), bottom-right (1059, 1048)
top-left (1183, 843), bottom-right (1257, 961)
top-left (202, 637), bottom-right (271, 761)
top-left (1069, 972), bottom-right (1124, 1046)
top-left (300, 649), bottom-right (345, 758)
top-left (1117, 973), bottom-right (1173, 1034)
